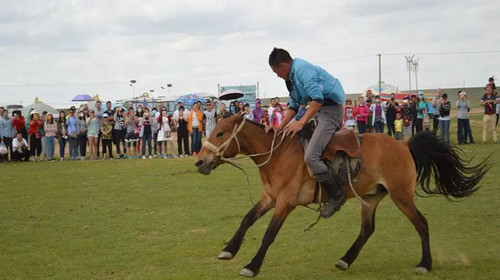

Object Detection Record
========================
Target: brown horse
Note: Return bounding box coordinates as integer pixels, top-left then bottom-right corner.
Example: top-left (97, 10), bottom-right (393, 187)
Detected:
top-left (195, 114), bottom-right (490, 278)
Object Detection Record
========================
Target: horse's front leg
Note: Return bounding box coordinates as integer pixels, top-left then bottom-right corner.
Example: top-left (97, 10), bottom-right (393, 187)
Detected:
top-left (240, 198), bottom-right (295, 278)
top-left (218, 194), bottom-right (274, 260)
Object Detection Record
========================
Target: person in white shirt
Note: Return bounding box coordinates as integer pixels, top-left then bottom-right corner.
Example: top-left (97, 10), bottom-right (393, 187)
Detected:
top-left (173, 101), bottom-right (189, 128)
top-left (267, 97), bottom-right (277, 118)
top-left (203, 100), bottom-right (217, 138)
top-left (12, 131), bottom-right (30, 162)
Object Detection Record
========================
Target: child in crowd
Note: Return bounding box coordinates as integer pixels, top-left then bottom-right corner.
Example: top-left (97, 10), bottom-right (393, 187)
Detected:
top-left (344, 98), bottom-right (355, 128)
top-left (394, 112), bottom-right (403, 141)
top-left (101, 113), bottom-right (113, 159)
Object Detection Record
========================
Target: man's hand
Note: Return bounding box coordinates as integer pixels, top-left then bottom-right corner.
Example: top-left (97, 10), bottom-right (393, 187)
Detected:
top-left (283, 120), bottom-right (304, 138)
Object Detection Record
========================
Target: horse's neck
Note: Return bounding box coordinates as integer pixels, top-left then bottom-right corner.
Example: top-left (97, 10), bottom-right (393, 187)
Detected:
top-left (238, 124), bottom-right (292, 166)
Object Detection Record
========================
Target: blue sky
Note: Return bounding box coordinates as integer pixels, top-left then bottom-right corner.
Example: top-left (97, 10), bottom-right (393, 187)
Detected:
top-left (0, 0), bottom-right (499, 108)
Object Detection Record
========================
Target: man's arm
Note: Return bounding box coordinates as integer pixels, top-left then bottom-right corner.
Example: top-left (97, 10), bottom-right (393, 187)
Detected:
top-left (283, 101), bottom-right (322, 137)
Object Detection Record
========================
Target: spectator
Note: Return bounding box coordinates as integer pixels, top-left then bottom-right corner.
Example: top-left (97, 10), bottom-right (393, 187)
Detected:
top-left (94, 101), bottom-right (104, 157)
top-left (151, 108), bottom-right (160, 158)
top-left (456, 91), bottom-right (474, 145)
top-left (365, 89), bottom-right (373, 101)
top-left (113, 106), bottom-right (126, 159)
top-left (370, 96), bottom-right (386, 133)
top-left (12, 110), bottom-right (27, 140)
top-left (176, 106), bottom-right (190, 157)
top-left (173, 101), bottom-right (188, 123)
top-left (268, 98), bottom-right (277, 117)
top-left (157, 108), bottom-right (177, 158)
top-left (67, 109), bottom-right (79, 160)
top-left (139, 112), bottom-right (153, 159)
top-left (271, 103), bottom-right (285, 127)
top-left (203, 100), bottom-right (217, 138)
top-left (366, 98), bottom-right (374, 133)
top-left (125, 107), bottom-right (139, 159)
top-left (188, 103), bottom-right (203, 155)
top-left (243, 103), bottom-right (254, 121)
top-left (40, 111), bottom-right (47, 160)
top-left (401, 97), bottom-right (413, 140)
top-left (77, 111), bottom-right (88, 160)
top-left (101, 113), bottom-right (113, 159)
top-left (237, 101), bottom-right (245, 114)
top-left (410, 95), bottom-right (418, 135)
top-left (44, 113), bottom-right (57, 161)
top-left (438, 93), bottom-right (451, 144)
top-left (135, 105), bottom-right (144, 156)
top-left (385, 93), bottom-right (399, 137)
top-left (260, 112), bottom-right (270, 126)
top-left (87, 109), bottom-right (99, 160)
top-left (354, 97), bottom-right (369, 134)
top-left (480, 84), bottom-right (498, 144)
top-left (217, 103), bottom-right (231, 122)
top-left (343, 98), bottom-right (355, 128)
top-left (252, 99), bottom-right (265, 123)
top-left (432, 88), bottom-right (442, 132)
top-left (12, 131), bottom-right (30, 162)
top-left (415, 92), bottom-right (429, 133)
top-left (28, 111), bottom-right (43, 161)
top-left (0, 110), bottom-right (14, 162)
top-left (229, 101), bottom-right (237, 114)
top-left (496, 90), bottom-right (500, 128)
top-left (57, 111), bottom-right (67, 161)
top-left (394, 112), bottom-right (403, 141)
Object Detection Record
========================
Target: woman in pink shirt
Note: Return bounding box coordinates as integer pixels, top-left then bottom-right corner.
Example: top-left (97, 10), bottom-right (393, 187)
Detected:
top-left (44, 113), bottom-right (58, 161)
top-left (355, 97), bottom-right (369, 134)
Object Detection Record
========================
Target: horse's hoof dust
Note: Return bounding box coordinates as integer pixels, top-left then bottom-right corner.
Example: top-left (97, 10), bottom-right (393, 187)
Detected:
top-left (335, 259), bottom-right (349, 271)
top-left (239, 268), bottom-right (255, 278)
top-left (218, 251), bottom-right (234, 260)
top-left (415, 266), bottom-right (428, 274)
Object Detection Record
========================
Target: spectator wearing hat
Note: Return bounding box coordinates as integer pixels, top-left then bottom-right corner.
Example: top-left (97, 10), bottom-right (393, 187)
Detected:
top-left (354, 97), bottom-right (369, 134)
top-left (415, 92), bottom-right (429, 133)
top-left (12, 131), bottom-right (30, 162)
top-left (28, 111), bottom-right (43, 161)
top-left (252, 99), bottom-right (265, 123)
top-left (385, 93), bottom-right (399, 137)
top-left (480, 84), bottom-right (498, 144)
top-left (344, 98), bottom-right (355, 128)
top-left (438, 93), bottom-right (451, 143)
top-left (456, 91), bottom-right (474, 144)
top-left (0, 109), bottom-right (14, 161)
top-left (44, 113), bottom-right (57, 161)
top-left (101, 113), bottom-right (113, 159)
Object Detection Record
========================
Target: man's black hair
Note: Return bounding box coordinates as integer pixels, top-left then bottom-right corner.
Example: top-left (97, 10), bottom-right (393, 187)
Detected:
top-left (179, 106), bottom-right (185, 110)
top-left (244, 103), bottom-right (250, 107)
top-left (268, 47), bottom-right (293, 67)
top-left (106, 101), bottom-right (111, 104)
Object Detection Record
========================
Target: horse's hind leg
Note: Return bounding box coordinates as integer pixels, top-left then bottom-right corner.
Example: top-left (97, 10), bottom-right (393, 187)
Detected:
top-left (336, 187), bottom-right (387, 271)
top-left (390, 191), bottom-right (432, 274)
top-left (218, 194), bottom-right (274, 260)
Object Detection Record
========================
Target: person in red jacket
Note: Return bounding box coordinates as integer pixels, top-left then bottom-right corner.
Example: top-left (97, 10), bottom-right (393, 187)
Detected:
top-left (28, 111), bottom-right (43, 161)
top-left (354, 97), bottom-right (369, 134)
top-left (12, 111), bottom-right (27, 139)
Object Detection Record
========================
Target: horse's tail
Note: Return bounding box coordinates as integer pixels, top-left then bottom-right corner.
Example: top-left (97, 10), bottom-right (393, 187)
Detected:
top-left (407, 131), bottom-right (492, 199)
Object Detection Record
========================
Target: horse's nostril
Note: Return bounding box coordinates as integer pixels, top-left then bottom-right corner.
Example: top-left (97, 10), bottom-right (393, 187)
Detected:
top-left (195, 160), bottom-right (204, 167)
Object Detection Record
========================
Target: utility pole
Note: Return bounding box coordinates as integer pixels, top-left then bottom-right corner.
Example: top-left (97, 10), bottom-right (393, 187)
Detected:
top-left (404, 55), bottom-right (414, 96)
top-left (413, 57), bottom-right (420, 92)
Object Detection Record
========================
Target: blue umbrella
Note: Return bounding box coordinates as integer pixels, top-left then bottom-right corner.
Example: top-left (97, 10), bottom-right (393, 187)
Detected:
top-left (72, 94), bottom-right (94, 102)
top-left (175, 94), bottom-right (207, 107)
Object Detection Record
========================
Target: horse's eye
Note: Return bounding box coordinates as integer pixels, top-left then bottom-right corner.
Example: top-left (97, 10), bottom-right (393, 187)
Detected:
top-left (216, 131), bottom-right (224, 138)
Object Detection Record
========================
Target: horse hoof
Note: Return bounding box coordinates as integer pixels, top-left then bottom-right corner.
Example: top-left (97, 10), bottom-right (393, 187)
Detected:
top-left (239, 268), bottom-right (255, 278)
top-left (415, 266), bottom-right (428, 274)
top-left (218, 251), bottom-right (234, 260)
top-left (335, 260), bottom-right (349, 271)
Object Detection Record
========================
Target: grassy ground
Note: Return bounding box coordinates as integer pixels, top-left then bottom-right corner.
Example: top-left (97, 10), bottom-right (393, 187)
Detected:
top-left (0, 114), bottom-right (499, 280)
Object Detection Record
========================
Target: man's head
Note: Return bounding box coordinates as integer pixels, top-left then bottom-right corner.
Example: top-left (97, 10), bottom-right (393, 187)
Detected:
top-left (489, 77), bottom-right (494, 84)
top-left (244, 103), bottom-right (250, 113)
top-left (269, 48), bottom-right (293, 80)
top-left (485, 84), bottom-right (492, 94)
top-left (106, 101), bottom-right (112, 110)
top-left (206, 101), bottom-right (213, 111)
top-left (411, 95), bottom-right (417, 104)
top-left (437, 88), bottom-right (443, 97)
top-left (178, 106), bottom-right (185, 114)
top-left (0, 107), bottom-right (4, 115)
top-left (366, 90), bottom-right (373, 98)
top-left (390, 93), bottom-right (396, 100)
top-left (177, 101), bottom-right (183, 109)
top-left (96, 101), bottom-right (102, 110)
top-left (16, 131), bottom-right (23, 140)
top-left (442, 93), bottom-right (448, 100)
top-left (270, 98), bottom-right (276, 107)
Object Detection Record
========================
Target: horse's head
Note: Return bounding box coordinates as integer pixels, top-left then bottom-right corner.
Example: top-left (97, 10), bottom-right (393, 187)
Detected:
top-left (195, 114), bottom-right (245, 175)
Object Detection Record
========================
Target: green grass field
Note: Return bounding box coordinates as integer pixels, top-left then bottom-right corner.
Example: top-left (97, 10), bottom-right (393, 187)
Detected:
top-left (1, 114), bottom-right (499, 280)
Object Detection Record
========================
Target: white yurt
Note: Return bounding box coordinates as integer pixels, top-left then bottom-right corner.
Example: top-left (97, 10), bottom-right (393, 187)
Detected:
top-left (21, 97), bottom-right (59, 117)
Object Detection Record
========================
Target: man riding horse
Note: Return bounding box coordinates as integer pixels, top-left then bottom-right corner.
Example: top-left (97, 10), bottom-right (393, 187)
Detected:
top-left (267, 47), bottom-right (347, 219)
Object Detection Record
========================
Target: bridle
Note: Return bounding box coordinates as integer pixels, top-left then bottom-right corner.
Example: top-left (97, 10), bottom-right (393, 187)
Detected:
top-left (202, 116), bottom-right (286, 168)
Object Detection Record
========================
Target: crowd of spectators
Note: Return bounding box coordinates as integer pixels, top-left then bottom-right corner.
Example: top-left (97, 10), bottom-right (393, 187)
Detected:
top-left (0, 80), bottom-right (499, 163)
